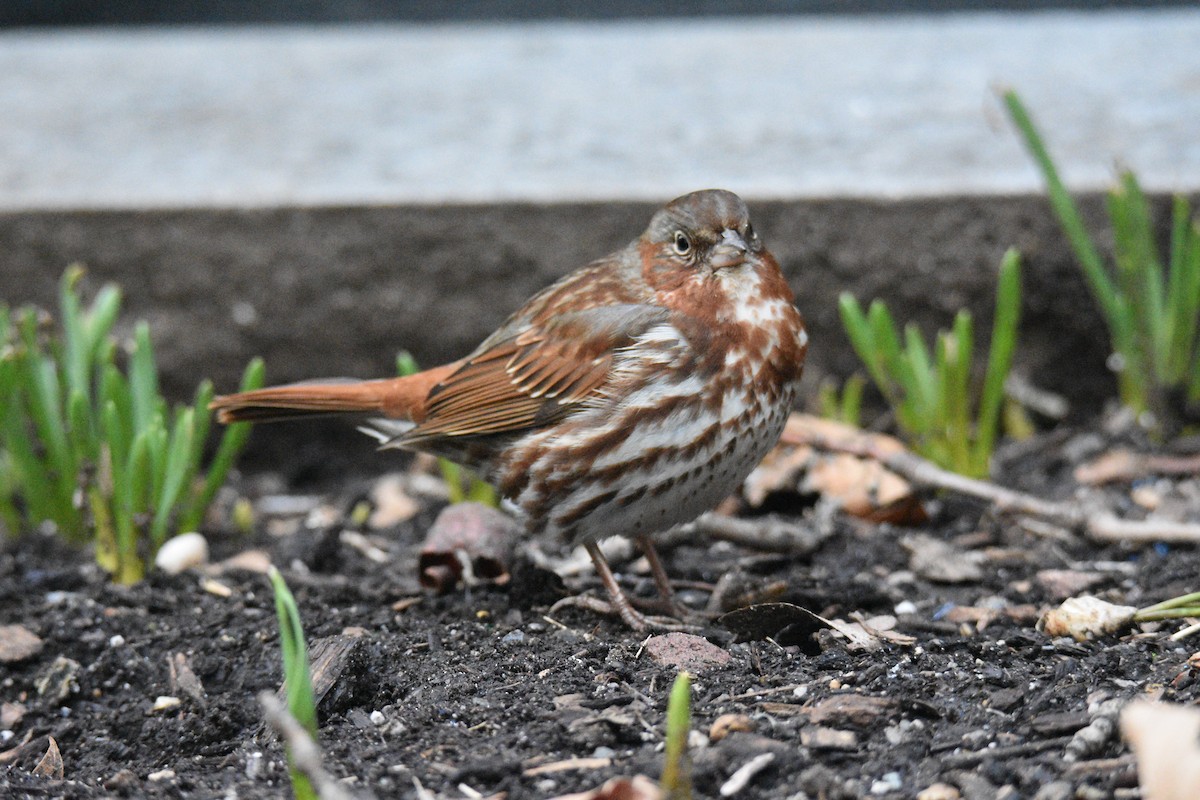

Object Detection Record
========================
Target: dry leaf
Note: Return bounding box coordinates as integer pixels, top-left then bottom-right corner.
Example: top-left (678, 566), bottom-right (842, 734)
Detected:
top-left (747, 414), bottom-right (924, 524)
top-left (32, 736), bottom-right (63, 779)
top-left (419, 502), bottom-right (519, 592)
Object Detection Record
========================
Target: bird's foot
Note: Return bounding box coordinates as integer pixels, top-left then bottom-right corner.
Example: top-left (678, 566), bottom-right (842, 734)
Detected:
top-left (549, 594), bottom-right (699, 632)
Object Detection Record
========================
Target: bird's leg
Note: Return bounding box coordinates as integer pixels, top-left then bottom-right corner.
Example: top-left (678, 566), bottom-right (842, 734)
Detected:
top-left (636, 535), bottom-right (692, 619)
top-left (547, 541), bottom-right (694, 632)
top-left (585, 540), bottom-right (651, 631)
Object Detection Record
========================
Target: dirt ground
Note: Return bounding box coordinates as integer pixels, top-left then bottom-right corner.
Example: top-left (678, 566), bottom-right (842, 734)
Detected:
top-left (2, 416), bottom-right (1199, 800)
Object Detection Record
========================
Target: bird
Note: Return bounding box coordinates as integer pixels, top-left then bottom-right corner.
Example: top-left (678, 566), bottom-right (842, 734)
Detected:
top-left (211, 189), bottom-right (808, 630)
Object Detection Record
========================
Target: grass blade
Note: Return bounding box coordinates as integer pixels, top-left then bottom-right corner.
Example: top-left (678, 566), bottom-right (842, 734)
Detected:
top-left (661, 672), bottom-right (692, 800)
top-left (973, 250), bottom-right (1021, 476)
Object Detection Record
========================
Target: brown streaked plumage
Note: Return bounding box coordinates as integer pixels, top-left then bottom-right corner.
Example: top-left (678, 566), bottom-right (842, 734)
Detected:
top-left (212, 189), bottom-right (808, 630)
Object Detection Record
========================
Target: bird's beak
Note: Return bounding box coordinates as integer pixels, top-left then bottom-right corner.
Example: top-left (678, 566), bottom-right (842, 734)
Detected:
top-left (710, 228), bottom-right (749, 269)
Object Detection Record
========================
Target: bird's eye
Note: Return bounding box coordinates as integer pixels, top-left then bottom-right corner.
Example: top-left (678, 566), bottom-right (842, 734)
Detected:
top-left (745, 223), bottom-right (756, 241)
top-left (673, 231), bottom-right (692, 255)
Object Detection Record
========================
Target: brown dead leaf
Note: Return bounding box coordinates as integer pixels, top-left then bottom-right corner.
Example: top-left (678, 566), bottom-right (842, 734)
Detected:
top-left (419, 502), bottom-right (519, 592)
top-left (748, 414), bottom-right (924, 524)
top-left (32, 736), bottom-right (62, 779)
top-left (1120, 700), bottom-right (1200, 800)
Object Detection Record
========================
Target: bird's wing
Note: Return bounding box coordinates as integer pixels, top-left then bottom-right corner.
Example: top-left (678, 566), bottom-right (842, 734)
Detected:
top-left (397, 303), bottom-right (670, 444)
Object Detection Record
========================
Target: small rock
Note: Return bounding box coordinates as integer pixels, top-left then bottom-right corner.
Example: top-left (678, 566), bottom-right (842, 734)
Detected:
top-left (871, 772), bottom-right (903, 794)
top-left (103, 769), bottom-right (139, 791)
top-left (154, 532), bottom-right (209, 574)
top-left (151, 696), bottom-right (182, 712)
top-left (1, 701), bottom-right (26, 729)
top-left (0, 624), bottom-right (44, 663)
top-left (710, 713), bottom-right (754, 742)
top-left (370, 710), bottom-right (386, 726)
top-left (917, 783), bottom-right (961, 800)
top-left (147, 769), bottom-right (176, 782)
top-left (200, 576), bottom-right (234, 597)
top-left (108, 634), bottom-right (125, 648)
top-left (502, 630), bottom-right (526, 644)
top-left (643, 632), bottom-right (731, 672)
top-left (800, 726), bottom-right (858, 750)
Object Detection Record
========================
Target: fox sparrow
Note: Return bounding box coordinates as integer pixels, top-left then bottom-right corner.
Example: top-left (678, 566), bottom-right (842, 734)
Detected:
top-left (211, 189), bottom-right (808, 630)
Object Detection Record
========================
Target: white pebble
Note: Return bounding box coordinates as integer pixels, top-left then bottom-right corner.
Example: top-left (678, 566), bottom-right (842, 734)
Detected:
top-left (147, 769), bottom-right (176, 782)
top-left (154, 533), bottom-right (209, 575)
top-left (108, 635), bottom-right (125, 648)
top-left (894, 600), bottom-right (918, 615)
top-left (152, 696), bottom-right (182, 712)
top-left (370, 710), bottom-right (386, 726)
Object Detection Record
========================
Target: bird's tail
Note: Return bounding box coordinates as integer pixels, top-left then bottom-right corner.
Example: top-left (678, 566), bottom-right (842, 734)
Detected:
top-left (209, 362), bottom-right (458, 425)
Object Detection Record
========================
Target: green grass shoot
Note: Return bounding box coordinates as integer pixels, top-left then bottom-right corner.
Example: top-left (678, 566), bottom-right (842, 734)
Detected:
top-left (817, 374), bottom-right (866, 427)
top-left (1132, 590), bottom-right (1200, 624)
top-left (661, 671), bottom-right (693, 800)
top-left (268, 567), bottom-right (319, 800)
top-left (839, 249), bottom-right (1021, 478)
top-left (1003, 89), bottom-right (1200, 430)
top-left (0, 266), bottom-right (264, 581)
top-left (396, 350), bottom-right (498, 506)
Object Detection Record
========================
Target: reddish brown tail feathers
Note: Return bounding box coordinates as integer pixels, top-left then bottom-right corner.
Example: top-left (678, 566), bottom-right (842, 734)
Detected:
top-left (209, 362), bottom-right (459, 425)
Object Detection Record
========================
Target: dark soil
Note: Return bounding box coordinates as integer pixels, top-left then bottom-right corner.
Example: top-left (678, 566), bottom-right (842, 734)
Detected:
top-left (2, 420), bottom-right (1198, 800)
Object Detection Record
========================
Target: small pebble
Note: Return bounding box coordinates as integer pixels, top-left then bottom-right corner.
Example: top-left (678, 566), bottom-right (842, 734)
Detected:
top-left (108, 635), bottom-right (125, 648)
top-left (710, 713), bottom-right (754, 742)
top-left (871, 772), bottom-right (903, 794)
top-left (147, 769), bottom-right (176, 782)
top-left (152, 696), bottom-right (182, 712)
top-left (103, 769), bottom-right (139, 791)
top-left (370, 710), bottom-right (386, 726)
top-left (894, 600), bottom-right (918, 615)
top-left (592, 746), bottom-right (615, 759)
top-left (917, 783), bottom-right (961, 800)
top-left (154, 532), bottom-right (209, 575)
top-left (502, 630), bottom-right (526, 644)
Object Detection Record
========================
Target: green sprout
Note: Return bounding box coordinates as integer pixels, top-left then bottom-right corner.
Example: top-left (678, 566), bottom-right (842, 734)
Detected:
top-left (817, 374), bottom-right (866, 427)
top-left (0, 266), bottom-right (264, 582)
top-left (1132, 591), bottom-right (1200, 624)
top-left (396, 350), bottom-right (498, 507)
top-left (1003, 89), bottom-right (1200, 430)
top-left (840, 249), bottom-right (1021, 478)
top-left (660, 671), bottom-right (693, 800)
top-left (269, 567), bottom-right (319, 800)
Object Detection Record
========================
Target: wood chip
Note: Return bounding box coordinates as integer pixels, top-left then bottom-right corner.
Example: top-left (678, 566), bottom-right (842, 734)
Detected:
top-left (806, 694), bottom-right (897, 727)
top-left (523, 756), bottom-right (613, 776)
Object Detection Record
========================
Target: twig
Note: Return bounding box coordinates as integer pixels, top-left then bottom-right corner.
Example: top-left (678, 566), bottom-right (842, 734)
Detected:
top-left (258, 691), bottom-right (358, 800)
top-left (691, 513), bottom-right (831, 555)
top-left (783, 414), bottom-right (1200, 544)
